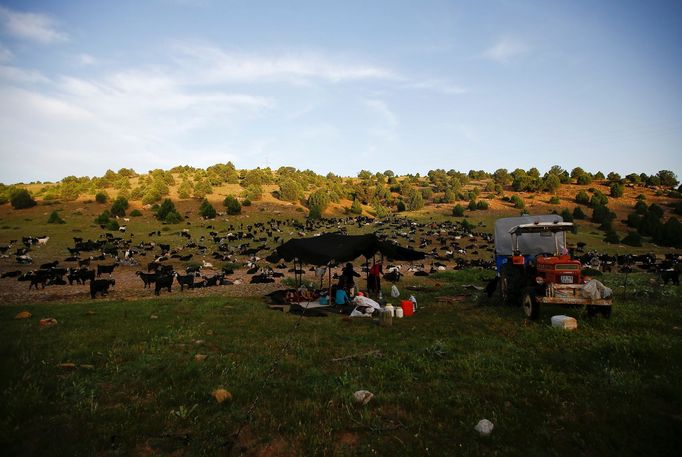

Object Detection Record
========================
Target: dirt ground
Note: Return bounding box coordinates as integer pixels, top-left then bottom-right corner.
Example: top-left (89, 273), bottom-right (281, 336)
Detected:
top-left (0, 264), bottom-right (286, 305)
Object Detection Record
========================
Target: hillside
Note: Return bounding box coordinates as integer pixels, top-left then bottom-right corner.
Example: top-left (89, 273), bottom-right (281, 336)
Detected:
top-left (1, 165), bottom-right (680, 253)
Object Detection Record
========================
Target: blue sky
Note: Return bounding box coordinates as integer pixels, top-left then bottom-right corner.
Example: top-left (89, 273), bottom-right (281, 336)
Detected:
top-left (0, 0), bottom-right (680, 183)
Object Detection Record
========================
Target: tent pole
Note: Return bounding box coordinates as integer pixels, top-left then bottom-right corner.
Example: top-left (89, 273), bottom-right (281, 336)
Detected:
top-left (328, 262), bottom-right (332, 305)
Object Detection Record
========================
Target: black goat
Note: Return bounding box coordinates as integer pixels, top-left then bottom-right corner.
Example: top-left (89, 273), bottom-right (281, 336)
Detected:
top-left (154, 273), bottom-right (174, 295)
top-left (175, 273), bottom-right (195, 291)
top-left (96, 263), bottom-right (118, 277)
top-left (90, 279), bottom-right (115, 298)
top-left (135, 271), bottom-right (157, 288)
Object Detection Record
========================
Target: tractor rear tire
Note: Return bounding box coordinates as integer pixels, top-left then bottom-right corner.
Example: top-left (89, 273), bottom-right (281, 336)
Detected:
top-left (522, 292), bottom-right (540, 320)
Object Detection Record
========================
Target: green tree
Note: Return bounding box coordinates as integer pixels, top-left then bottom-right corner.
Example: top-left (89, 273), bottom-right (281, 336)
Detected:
top-left (544, 174), bottom-right (561, 193)
top-left (156, 198), bottom-right (182, 223)
top-left (178, 179), bottom-right (193, 199)
top-left (198, 199), bottom-right (217, 219)
top-left (350, 198), bottom-right (362, 214)
top-left (110, 196), bottom-right (129, 217)
top-left (406, 189), bottom-right (424, 211)
top-left (577, 174), bottom-right (592, 185)
top-left (572, 206), bottom-right (586, 220)
top-left (10, 189), bottom-right (36, 209)
top-left (610, 182), bottom-right (624, 198)
top-left (223, 195), bottom-right (241, 215)
top-left (193, 179), bottom-right (213, 199)
top-left (656, 170), bottom-right (679, 187)
top-left (95, 191), bottom-right (109, 204)
top-left (575, 190), bottom-right (590, 205)
top-left (47, 210), bottom-right (65, 224)
top-left (452, 204), bottom-right (465, 216)
top-left (307, 189), bottom-right (330, 217)
top-left (278, 179), bottom-right (303, 201)
top-left (511, 195), bottom-right (525, 209)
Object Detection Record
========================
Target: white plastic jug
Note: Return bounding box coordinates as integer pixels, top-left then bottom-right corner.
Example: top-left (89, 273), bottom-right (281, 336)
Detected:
top-left (395, 307), bottom-right (404, 318)
top-left (384, 304), bottom-right (395, 317)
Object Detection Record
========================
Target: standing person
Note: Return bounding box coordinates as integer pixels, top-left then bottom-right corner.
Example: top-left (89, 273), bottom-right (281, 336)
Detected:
top-left (340, 262), bottom-right (360, 294)
top-left (368, 261), bottom-right (382, 295)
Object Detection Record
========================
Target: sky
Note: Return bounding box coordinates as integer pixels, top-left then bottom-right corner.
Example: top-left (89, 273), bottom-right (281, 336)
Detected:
top-left (0, 0), bottom-right (680, 183)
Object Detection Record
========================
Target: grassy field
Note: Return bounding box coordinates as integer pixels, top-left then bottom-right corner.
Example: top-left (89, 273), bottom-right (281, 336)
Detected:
top-left (1, 270), bottom-right (681, 456)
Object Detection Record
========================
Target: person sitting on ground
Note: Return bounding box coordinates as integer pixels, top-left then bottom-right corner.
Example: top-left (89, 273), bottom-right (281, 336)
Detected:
top-left (335, 287), bottom-right (351, 306)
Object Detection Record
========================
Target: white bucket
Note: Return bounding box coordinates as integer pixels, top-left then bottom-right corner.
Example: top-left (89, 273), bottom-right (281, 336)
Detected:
top-left (395, 307), bottom-right (404, 318)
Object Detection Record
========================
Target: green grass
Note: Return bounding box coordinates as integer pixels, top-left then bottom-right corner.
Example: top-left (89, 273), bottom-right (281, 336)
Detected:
top-left (1, 271), bottom-right (681, 456)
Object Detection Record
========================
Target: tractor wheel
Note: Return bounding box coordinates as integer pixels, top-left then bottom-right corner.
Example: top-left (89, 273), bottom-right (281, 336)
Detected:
top-left (500, 264), bottom-right (522, 306)
top-left (599, 306), bottom-right (612, 319)
top-left (522, 292), bottom-right (540, 320)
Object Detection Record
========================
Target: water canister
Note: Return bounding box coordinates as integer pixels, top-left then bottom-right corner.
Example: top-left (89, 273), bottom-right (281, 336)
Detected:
top-left (400, 300), bottom-right (414, 317)
top-left (395, 307), bottom-right (404, 318)
top-left (385, 304), bottom-right (395, 317)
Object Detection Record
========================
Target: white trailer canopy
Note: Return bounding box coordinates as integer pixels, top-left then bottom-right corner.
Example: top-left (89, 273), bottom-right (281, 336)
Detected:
top-left (494, 215), bottom-right (566, 256)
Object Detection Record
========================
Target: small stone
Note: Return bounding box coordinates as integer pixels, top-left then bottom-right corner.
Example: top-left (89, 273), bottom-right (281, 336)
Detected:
top-left (80, 364), bottom-right (95, 370)
top-left (194, 354), bottom-right (208, 362)
top-left (14, 310), bottom-right (32, 319)
top-left (194, 339), bottom-right (205, 345)
top-left (212, 388), bottom-right (232, 403)
top-left (353, 390), bottom-right (374, 406)
top-left (150, 314), bottom-right (159, 320)
top-left (39, 318), bottom-right (58, 327)
top-left (475, 419), bottom-right (494, 437)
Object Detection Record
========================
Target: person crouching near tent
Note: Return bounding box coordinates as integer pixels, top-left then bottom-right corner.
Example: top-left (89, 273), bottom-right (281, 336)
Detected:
top-left (367, 261), bottom-right (382, 296)
top-left (339, 262), bottom-right (361, 295)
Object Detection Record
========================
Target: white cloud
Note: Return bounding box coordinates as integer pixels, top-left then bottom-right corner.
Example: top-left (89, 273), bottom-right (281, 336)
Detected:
top-left (484, 36), bottom-right (529, 63)
top-left (171, 43), bottom-right (400, 85)
top-left (0, 65), bottom-right (50, 83)
top-left (402, 78), bottom-right (468, 95)
top-left (0, 6), bottom-right (68, 44)
top-left (77, 53), bottom-right (98, 66)
top-left (0, 43), bottom-right (12, 62)
top-left (366, 99), bottom-right (398, 142)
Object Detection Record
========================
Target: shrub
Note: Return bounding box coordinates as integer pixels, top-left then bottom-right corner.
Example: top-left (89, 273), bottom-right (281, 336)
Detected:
top-left (592, 205), bottom-right (615, 224)
top-left (572, 206), bottom-right (586, 220)
top-left (511, 195), bottom-right (524, 209)
top-left (452, 204), bottom-right (465, 217)
top-left (156, 198), bottom-right (182, 224)
top-left (243, 184), bottom-right (262, 201)
top-left (590, 191), bottom-right (608, 208)
top-left (476, 200), bottom-right (489, 210)
top-left (110, 196), bottom-right (129, 217)
top-left (575, 190), bottom-right (590, 205)
top-left (468, 200), bottom-right (478, 211)
top-left (242, 198), bottom-right (252, 207)
top-left (47, 210), bottom-right (65, 224)
top-left (549, 196), bottom-right (560, 205)
top-left (199, 199), bottom-right (217, 219)
top-left (223, 195), bottom-right (241, 215)
top-left (396, 200), bottom-right (406, 212)
top-left (603, 230), bottom-right (620, 244)
top-left (10, 189), bottom-right (36, 209)
top-left (278, 179), bottom-right (303, 202)
top-left (130, 209), bottom-right (142, 217)
top-left (560, 208), bottom-right (573, 222)
top-left (610, 182), bottom-right (624, 198)
top-left (350, 199), bottom-right (362, 214)
top-left (621, 231), bottom-right (642, 247)
top-left (95, 192), bottom-right (109, 204)
top-left (105, 220), bottom-right (120, 231)
top-left (577, 174), bottom-right (592, 185)
top-left (94, 210), bottom-right (111, 225)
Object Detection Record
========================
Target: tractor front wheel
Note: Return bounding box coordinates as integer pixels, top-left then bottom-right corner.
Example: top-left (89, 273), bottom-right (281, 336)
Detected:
top-left (522, 292), bottom-right (540, 320)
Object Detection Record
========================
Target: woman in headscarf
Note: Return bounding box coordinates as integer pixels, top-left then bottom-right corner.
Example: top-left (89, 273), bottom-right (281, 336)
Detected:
top-left (339, 262), bottom-right (360, 293)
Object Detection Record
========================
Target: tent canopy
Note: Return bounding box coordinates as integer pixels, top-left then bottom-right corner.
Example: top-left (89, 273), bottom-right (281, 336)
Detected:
top-left (494, 215), bottom-right (565, 256)
top-left (267, 233), bottom-right (425, 266)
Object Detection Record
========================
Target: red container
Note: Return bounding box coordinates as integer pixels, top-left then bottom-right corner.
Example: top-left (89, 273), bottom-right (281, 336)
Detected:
top-left (400, 300), bottom-right (414, 317)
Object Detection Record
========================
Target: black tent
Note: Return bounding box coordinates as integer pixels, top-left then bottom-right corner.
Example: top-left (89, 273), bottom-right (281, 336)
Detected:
top-left (267, 233), bottom-right (424, 266)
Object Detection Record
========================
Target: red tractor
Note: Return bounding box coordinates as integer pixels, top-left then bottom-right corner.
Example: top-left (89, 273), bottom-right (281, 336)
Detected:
top-left (493, 216), bottom-right (613, 319)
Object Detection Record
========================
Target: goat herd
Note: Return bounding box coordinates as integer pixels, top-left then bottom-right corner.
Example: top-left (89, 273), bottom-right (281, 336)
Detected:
top-left (0, 215), bottom-right (679, 302)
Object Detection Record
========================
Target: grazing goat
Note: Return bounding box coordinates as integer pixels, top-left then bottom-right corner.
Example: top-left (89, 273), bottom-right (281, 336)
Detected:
top-left (135, 271), bottom-right (157, 288)
top-left (90, 279), bottom-right (115, 298)
top-left (96, 263), bottom-right (118, 277)
top-left (154, 273), bottom-right (174, 296)
top-left (175, 272), bottom-right (195, 291)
